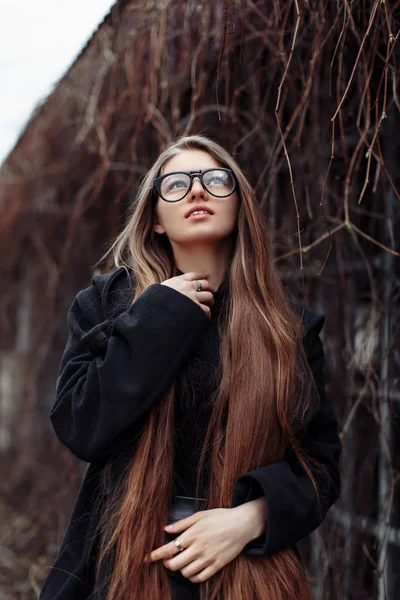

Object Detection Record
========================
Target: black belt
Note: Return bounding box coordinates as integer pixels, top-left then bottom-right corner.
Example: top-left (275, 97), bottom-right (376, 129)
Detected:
top-left (168, 494), bottom-right (207, 526)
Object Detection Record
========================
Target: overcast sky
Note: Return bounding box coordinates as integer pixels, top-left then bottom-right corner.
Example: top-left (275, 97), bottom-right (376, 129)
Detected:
top-left (0, 0), bottom-right (115, 164)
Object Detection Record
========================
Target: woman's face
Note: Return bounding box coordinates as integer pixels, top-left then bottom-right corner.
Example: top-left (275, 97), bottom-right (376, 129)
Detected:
top-left (153, 149), bottom-right (239, 247)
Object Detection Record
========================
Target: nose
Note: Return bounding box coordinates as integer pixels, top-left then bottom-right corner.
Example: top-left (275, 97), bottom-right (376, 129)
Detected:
top-left (190, 176), bottom-right (207, 197)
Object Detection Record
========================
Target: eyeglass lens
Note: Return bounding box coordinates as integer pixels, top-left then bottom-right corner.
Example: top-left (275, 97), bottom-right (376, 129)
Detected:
top-left (160, 169), bottom-right (235, 201)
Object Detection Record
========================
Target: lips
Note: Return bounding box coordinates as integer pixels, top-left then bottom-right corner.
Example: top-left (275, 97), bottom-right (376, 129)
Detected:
top-left (185, 206), bottom-right (214, 218)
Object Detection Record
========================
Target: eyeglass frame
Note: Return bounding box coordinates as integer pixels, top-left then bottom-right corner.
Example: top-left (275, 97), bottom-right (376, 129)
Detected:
top-left (153, 168), bottom-right (238, 202)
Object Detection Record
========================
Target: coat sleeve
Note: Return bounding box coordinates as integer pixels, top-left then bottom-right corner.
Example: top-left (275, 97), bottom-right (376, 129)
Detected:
top-left (50, 278), bottom-right (210, 463)
top-left (231, 311), bottom-right (342, 556)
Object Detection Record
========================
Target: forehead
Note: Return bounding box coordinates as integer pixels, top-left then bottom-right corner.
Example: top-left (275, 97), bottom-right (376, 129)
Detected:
top-left (161, 149), bottom-right (223, 174)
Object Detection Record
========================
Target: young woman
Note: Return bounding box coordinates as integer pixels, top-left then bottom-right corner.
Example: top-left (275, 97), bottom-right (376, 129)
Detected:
top-left (39, 134), bottom-right (341, 600)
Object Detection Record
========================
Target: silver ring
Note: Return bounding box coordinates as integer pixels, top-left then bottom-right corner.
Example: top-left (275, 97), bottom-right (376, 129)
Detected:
top-left (174, 539), bottom-right (185, 552)
top-left (195, 280), bottom-right (203, 292)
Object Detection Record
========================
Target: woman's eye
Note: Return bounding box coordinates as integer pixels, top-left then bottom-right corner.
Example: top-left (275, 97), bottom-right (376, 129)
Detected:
top-left (167, 179), bottom-right (187, 191)
top-left (208, 175), bottom-right (227, 186)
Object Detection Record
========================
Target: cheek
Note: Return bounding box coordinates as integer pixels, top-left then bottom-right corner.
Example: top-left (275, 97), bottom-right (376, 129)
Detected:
top-left (164, 210), bottom-right (180, 230)
top-left (227, 192), bottom-right (240, 216)
top-left (157, 203), bottom-right (176, 227)
top-left (227, 200), bottom-right (240, 223)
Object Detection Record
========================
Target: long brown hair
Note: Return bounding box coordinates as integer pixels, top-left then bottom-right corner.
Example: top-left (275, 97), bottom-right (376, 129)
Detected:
top-left (92, 134), bottom-right (319, 599)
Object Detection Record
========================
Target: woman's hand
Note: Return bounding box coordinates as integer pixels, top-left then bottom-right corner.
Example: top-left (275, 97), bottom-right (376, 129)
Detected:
top-left (161, 271), bottom-right (215, 318)
top-left (145, 499), bottom-right (268, 583)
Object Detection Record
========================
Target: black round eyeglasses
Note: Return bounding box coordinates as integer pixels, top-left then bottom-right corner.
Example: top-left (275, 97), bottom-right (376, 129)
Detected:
top-left (153, 168), bottom-right (238, 202)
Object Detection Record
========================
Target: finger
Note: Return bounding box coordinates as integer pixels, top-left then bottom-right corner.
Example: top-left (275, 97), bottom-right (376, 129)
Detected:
top-left (147, 539), bottom-right (181, 563)
top-left (185, 271), bottom-right (209, 280)
top-left (196, 291), bottom-right (215, 303)
top-left (164, 512), bottom-right (200, 533)
top-left (194, 282), bottom-right (215, 294)
top-left (188, 564), bottom-right (218, 583)
top-left (180, 558), bottom-right (209, 579)
top-left (163, 547), bottom-right (195, 572)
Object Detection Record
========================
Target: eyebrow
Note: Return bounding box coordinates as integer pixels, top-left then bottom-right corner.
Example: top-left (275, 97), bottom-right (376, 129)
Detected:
top-left (160, 168), bottom-right (222, 175)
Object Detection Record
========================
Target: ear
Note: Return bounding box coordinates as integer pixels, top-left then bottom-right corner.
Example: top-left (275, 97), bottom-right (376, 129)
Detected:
top-left (153, 224), bottom-right (166, 234)
top-left (153, 215), bottom-right (166, 235)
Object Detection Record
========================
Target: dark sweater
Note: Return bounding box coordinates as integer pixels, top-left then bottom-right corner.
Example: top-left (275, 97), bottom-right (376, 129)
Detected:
top-left (39, 266), bottom-right (341, 599)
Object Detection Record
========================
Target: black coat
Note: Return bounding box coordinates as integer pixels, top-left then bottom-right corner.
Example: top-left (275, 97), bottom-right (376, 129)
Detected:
top-left (39, 266), bottom-right (341, 599)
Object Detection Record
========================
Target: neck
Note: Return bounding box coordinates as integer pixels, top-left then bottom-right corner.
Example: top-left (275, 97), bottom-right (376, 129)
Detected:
top-left (173, 240), bottom-right (232, 293)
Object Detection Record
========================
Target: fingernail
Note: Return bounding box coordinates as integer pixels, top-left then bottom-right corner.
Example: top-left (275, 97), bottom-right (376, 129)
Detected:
top-left (165, 524), bottom-right (173, 530)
